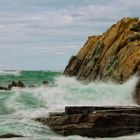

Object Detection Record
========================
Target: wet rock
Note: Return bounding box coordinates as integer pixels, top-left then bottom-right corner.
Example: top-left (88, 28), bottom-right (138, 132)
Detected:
top-left (0, 133), bottom-right (23, 138)
top-left (64, 17), bottom-right (140, 83)
top-left (17, 80), bottom-right (25, 88)
top-left (43, 80), bottom-right (49, 85)
top-left (65, 106), bottom-right (140, 115)
top-left (35, 106), bottom-right (140, 138)
top-left (0, 86), bottom-right (7, 90)
top-left (28, 84), bottom-right (36, 88)
top-left (134, 79), bottom-right (140, 105)
top-left (8, 80), bottom-right (25, 90)
top-left (36, 106), bottom-right (140, 138)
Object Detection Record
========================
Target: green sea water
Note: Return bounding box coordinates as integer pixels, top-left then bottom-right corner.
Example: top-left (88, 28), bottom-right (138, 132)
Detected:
top-left (0, 70), bottom-right (139, 140)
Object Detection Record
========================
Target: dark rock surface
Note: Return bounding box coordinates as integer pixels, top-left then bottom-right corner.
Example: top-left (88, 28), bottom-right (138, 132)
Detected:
top-left (35, 106), bottom-right (140, 138)
top-left (64, 17), bottom-right (140, 83)
top-left (43, 80), bottom-right (49, 85)
top-left (28, 84), bottom-right (36, 88)
top-left (0, 86), bottom-right (7, 90)
top-left (8, 80), bottom-right (25, 90)
top-left (134, 79), bottom-right (140, 105)
top-left (0, 133), bottom-right (23, 138)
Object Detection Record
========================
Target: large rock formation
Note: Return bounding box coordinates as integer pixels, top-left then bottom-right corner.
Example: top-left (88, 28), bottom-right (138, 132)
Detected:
top-left (36, 106), bottom-right (140, 138)
top-left (64, 17), bottom-right (140, 83)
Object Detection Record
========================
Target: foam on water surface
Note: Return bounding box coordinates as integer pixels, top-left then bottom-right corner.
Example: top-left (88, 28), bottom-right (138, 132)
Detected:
top-left (0, 71), bottom-right (139, 139)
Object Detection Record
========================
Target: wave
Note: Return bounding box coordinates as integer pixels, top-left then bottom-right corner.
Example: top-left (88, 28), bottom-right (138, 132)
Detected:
top-left (0, 75), bottom-right (139, 139)
top-left (4, 75), bottom-right (138, 118)
top-left (0, 70), bottom-right (21, 76)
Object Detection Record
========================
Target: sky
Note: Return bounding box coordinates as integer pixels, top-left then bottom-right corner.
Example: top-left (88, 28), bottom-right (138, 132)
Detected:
top-left (0, 0), bottom-right (140, 70)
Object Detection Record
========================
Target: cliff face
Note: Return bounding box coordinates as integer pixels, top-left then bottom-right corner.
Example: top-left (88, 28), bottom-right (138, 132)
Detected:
top-left (64, 17), bottom-right (140, 83)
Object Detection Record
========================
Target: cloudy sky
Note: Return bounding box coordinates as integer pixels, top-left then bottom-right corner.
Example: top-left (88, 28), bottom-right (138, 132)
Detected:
top-left (0, 0), bottom-right (139, 70)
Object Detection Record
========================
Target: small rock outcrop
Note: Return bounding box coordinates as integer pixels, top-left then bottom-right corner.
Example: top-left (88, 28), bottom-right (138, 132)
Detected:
top-left (42, 80), bottom-right (49, 85)
top-left (0, 86), bottom-right (7, 90)
top-left (8, 80), bottom-right (25, 90)
top-left (35, 106), bottom-right (140, 138)
top-left (64, 17), bottom-right (140, 83)
top-left (134, 79), bottom-right (140, 104)
top-left (0, 133), bottom-right (23, 138)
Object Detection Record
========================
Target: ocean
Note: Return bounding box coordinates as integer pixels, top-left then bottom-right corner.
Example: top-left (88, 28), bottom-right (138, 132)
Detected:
top-left (0, 70), bottom-right (139, 140)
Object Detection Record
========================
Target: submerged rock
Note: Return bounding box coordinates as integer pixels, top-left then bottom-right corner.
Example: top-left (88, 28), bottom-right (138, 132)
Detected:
top-left (28, 84), bottom-right (36, 88)
top-left (0, 133), bottom-right (23, 138)
top-left (43, 80), bottom-right (49, 85)
top-left (0, 86), bottom-right (7, 90)
top-left (36, 106), bottom-right (140, 138)
top-left (64, 17), bottom-right (140, 83)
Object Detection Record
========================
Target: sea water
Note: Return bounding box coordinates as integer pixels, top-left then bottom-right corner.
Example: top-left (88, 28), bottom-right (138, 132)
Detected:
top-left (0, 70), bottom-right (139, 140)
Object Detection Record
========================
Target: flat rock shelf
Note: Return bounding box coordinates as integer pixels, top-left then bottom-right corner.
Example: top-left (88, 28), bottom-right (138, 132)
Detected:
top-left (35, 106), bottom-right (140, 138)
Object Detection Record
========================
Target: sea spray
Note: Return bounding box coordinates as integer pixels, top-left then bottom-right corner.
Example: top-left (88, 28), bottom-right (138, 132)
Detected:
top-left (0, 71), bottom-right (139, 139)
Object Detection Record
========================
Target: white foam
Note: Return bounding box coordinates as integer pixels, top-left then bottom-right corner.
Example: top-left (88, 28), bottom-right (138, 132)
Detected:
top-left (1, 75), bottom-right (140, 139)
top-left (0, 70), bottom-right (21, 76)
top-left (7, 75), bottom-right (138, 119)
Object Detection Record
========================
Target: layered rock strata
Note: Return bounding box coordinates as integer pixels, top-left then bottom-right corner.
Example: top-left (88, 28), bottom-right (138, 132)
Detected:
top-left (36, 106), bottom-right (140, 138)
top-left (64, 17), bottom-right (140, 83)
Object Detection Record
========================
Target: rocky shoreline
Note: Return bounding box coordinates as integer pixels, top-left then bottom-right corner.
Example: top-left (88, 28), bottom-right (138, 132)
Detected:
top-left (1, 17), bottom-right (140, 138)
top-left (41, 17), bottom-right (140, 138)
top-left (0, 80), bottom-right (49, 91)
top-left (35, 106), bottom-right (140, 138)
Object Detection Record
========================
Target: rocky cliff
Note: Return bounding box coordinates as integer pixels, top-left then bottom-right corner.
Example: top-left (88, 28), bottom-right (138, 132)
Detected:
top-left (64, 17), bottom-right (140, 83)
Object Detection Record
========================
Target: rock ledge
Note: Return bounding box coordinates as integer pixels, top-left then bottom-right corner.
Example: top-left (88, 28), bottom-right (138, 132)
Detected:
top-left (35, 106), bottom-right (140, 138)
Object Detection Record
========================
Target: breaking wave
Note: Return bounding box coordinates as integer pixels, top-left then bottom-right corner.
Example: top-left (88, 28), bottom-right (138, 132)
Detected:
top-left (0, 72), bottom-right (139, 140)
top-left (0, 70), bottom-right (21, 76)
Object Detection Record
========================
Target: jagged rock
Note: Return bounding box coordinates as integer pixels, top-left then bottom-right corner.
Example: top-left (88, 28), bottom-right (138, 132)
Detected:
top-left (0, 86), bottom-right (7, 90)
top-left (17, 80), bottom-right (25, 88)
top-left (35, 106), bottom-right (140, 138)
top-left (43, 80), bottom-right (49, 85)
top-left (0, 133), bottom-right (23, 138)
top-left (64, 17), bottom-right (140, 83)
top-left (8, 80), bottom-right (25, 90)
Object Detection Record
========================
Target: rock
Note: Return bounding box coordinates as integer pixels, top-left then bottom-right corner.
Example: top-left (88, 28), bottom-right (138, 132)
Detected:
top-left (0, 86), bottom-right (7, 90)
top-left (43, 80), bottom-right (49, 85)
top-left (130, 21), bottom-right (140, 32)
top-left (134, 79), bottom-right (140, 105)
top-left (17, 80), bottom-right (25, 88)
top-left (0, 133), bottom-right (23, 138)
top-left (8, 84), bottom-right (12, 90)
top-left (28, 84), bottom-right (36, 88)
top-left (65, 106), bottom-right (140, 115)
top-left (8, 80), bottom-right (25, 90)
top-left (35, 106), bottom-right (140, 138)
top-left (11, 81), bottom-right (17, 87)
top-left (64, 17), bottom-right (140, 83)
